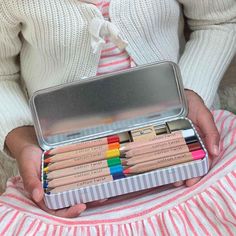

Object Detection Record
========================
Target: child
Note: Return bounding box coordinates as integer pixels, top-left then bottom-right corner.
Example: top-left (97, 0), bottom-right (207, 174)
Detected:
top-left (0, 0), bottom-right (235, 234)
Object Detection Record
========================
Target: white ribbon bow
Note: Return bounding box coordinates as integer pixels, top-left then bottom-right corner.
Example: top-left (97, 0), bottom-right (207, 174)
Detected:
top-left (89, 18), bottom-right (128, 54)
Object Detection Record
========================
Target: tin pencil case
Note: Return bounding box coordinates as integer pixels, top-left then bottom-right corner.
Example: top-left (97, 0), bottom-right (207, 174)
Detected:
top-left (30, 61), bottom-right (209, 209)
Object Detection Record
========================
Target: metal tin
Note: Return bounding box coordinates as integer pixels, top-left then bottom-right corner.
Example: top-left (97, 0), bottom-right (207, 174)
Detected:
top-left (30, 61), bottom-right (188, 151)
top-left (29, 61), bottom-right (209, 210)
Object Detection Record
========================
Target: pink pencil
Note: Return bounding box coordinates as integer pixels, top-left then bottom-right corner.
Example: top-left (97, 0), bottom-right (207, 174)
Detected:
top-left (124, 150), bottom-right (205, 174)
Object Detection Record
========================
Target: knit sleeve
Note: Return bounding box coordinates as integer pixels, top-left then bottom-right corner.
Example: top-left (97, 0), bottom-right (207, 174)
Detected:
top-left (0, 2), bottom-right (33, 152)
top-left (178, 0), bottom-right (236, 108)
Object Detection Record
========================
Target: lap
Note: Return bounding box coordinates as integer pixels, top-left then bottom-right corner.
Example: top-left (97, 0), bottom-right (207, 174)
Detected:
top-left (0, 110), bottom-right (235, 235)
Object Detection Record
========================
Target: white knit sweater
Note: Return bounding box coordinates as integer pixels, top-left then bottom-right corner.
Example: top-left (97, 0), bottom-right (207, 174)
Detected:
top-left (0, 0), bottom-right (235, 152)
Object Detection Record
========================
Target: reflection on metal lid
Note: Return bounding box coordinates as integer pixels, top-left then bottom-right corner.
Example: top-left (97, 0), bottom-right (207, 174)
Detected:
top-left (30, 62), bottom-right (187, 150)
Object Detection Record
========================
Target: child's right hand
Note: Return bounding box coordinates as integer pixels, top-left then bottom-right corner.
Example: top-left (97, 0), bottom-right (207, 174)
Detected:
top-left (5, 126), bottom-right (87, 218)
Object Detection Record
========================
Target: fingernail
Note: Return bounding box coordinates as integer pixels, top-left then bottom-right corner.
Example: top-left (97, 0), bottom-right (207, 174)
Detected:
top-left (78, 204), bottom-right (86, 213)
top-left (32, 189), bottom-right (41, 202)
top-left (213, 145), bottom-right (219, 156)
top-left (98, 198), bottom-right (108, 203)
top-left (174, 181), bottom-right (184, 187)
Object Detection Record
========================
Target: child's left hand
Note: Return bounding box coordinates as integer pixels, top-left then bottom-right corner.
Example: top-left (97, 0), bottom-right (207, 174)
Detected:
top-left (173, 89), bottom-right (220, 187)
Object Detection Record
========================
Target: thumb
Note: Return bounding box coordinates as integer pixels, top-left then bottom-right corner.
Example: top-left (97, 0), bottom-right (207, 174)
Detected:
top-left (18, 158), bottom-right (44, 203)
top-left (30, 180), bottom-right (44, 203)
top-left (23, 173), bottom-right (44, 203)
top-left (16, 146), bottom-right (44, 203)
top-left (205, 131), bottom-right (220, 158)
top-left (197, 108), bottom-right (220, 158)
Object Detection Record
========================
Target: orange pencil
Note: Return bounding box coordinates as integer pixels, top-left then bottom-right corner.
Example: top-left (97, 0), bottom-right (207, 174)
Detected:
top-left (44, 149), bottom-right (120, 172)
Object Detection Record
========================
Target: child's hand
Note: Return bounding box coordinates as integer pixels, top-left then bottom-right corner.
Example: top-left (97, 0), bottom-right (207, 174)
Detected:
top-left (6, 127), bottom-right (87, 218)
top-left (174, 90), bottom-right (220, 187)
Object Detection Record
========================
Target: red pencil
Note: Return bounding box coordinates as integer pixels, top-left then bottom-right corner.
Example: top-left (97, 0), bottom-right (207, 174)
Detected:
top-left (46, 135), bottom-right (119, 155)
top-left (125, 140), bottom-right (201, 157)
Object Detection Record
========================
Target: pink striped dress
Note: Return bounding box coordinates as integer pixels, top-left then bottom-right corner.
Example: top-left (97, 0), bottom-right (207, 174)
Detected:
top-left (0, 110), bottom-right (235, 235)
top-left (0, 1), bottom-right (235, 235)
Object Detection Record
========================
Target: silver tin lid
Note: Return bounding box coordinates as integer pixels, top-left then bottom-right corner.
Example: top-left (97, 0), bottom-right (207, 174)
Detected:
top-left (30, 61), bottom-right (188, 150)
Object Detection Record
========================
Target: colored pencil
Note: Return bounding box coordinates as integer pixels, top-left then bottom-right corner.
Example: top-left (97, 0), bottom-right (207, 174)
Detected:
top-left (44, 165), bottom-right (123, 188)
top-left (125, 139), bottom-right (201, 157)
top-left (120, 129), bottom-right (195, 151)
top-left (123, 150), bottom-right (206, 174)
top-left (43, 149), bottom-right (120, 172)
top-left (46, 135), bottom-right (120, 155)
top-left (48, 173), bottom-right (125, 194)
top-left (45, 157), bottom-right (121, 179)
top-left (44, 144), bottom-right (120, 164)
top-left (123, 146), bottom-right (203, 166)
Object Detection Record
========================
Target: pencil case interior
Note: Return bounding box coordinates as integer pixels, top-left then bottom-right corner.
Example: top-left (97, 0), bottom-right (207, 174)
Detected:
top-left (30, 61), bottom-right (209, 209)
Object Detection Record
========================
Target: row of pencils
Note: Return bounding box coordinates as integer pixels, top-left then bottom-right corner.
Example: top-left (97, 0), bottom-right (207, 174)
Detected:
top-left (43, 128), bottom-right (205, 194)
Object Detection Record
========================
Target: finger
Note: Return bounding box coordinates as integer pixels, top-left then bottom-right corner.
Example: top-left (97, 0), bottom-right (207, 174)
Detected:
top-left (89, 198), bottom-right (108, 205)
top-left (15, 146), bottom-right (44, 202)
top-left (86, 198), bottom-right (108, 208)
top-left (23, 173), bottom-right (44, 203)
top-left (37, 201), bottom-right (86, 218)
top-left (98, 198), bottom-right (108, 203)
top-left (185, 177), bottom-right (201, 187)
top-left (185, 156), bottom-right (213, 187)
top-left (208, 155), bottom-right (212, 169)
top-left (196, 108), bottom-right (220, 158)
top-left (173, 181), bottom-right (184, 187)
top-left (17, 158), bottom-right (44, 202)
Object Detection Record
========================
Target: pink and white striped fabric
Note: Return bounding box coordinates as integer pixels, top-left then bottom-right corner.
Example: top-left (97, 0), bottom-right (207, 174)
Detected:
top-left (96, 0), bottom-right (133, 75)
top-left (0, 110), bottom-right (235, 235)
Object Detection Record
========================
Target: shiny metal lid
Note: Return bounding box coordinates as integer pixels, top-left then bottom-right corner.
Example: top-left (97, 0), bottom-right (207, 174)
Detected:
top-left (30, 61), bottom-right (188, 150)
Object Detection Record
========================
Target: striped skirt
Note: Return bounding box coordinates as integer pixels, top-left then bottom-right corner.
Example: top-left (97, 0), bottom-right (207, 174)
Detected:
top-left (0, 110), bottom-right (235, 235)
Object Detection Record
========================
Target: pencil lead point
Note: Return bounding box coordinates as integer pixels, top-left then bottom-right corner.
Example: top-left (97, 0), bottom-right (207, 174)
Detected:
top-left (43, 182), bottom-right (48, 189)
top-left (123, 168), bottom-right (130, 174)
top-left (44, 150), bottom-right (50, 155)
top-left (125, 152), bottom-right (131, 158)
top-left (121, 159), bottom-right (128, 165)
top-left (44, 158), bottom-right (51, 164)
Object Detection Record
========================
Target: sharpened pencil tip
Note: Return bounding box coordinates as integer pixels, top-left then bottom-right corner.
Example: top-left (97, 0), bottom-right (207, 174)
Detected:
top-left (43, 167), bottom-right (49, 173)
top-left (45, 149), bottom-right (54, 156)
top-left (44, 158), bottom-right (51, 164)
top-left (121, 159), bottom-right (128, 166)
top-left (44, 150), bottom-right (51, 155)
top-left (123, 168), bottom-right (130, 174)
top-left (119, 146), bottom-right (127, 152)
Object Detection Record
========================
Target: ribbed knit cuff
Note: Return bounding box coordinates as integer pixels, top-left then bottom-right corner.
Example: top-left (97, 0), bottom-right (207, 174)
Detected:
top-left (179, 28), bottom-right (236, 108)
